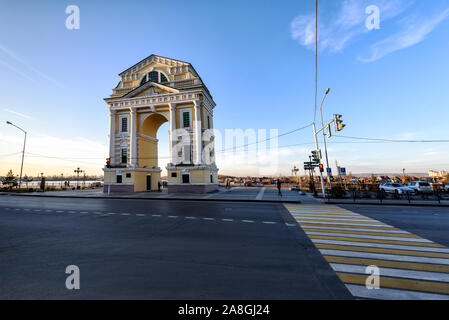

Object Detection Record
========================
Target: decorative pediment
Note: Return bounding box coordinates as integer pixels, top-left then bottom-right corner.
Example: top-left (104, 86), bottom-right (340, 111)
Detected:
top-left (119, 54), bottom-right (191, 77)
top-left (123, 81), bottom-right (179, 99)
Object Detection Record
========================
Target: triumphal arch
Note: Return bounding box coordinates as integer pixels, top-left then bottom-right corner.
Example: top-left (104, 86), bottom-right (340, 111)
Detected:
top-left (103, 54), bottom-right (218, 193)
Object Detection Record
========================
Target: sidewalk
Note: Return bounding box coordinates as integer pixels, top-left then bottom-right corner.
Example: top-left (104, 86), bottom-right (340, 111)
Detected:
top-left (3, 186), bottom-right (304, 204)
top-left (318, 197), bottom-right (449, 207)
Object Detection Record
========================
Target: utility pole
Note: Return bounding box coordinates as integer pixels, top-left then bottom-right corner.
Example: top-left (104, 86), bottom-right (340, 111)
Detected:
top-left (6, 121), bottom-right (26, 189)
top-left (313, 123), bottom-right (326, 197)
top-left (319, 88), bottom-right (331, 184)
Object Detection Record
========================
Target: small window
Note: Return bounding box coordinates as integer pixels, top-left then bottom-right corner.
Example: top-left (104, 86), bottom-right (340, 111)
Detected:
top-left (171, 172), bottom-right (177, 178)
top-left (126, 173), bottom-right (131, 178)
top-left (210, 174), bottom-right (213, 183)
top-left (121, 117), bottom-right (128, 132)
top-left (160, 73), bottom-right (168, 83)
top-left (116, 175), bottom-right (122, 183)
top-left (182, 174), bottom-right (190, 184)
top-left (182, 111), bottom-right (190, 128)
top-left (121, 149), bottom-right (128, 164)
top-left (207, 115), bottom-right (211, 129)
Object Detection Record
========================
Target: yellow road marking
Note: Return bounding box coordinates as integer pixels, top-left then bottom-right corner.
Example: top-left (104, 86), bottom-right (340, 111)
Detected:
top-left (315, 243), bottom-right (449, 259)
top-left (296, 218), bottom-right (386, 224)
top-left (325, 256), bottom-right (449, 273)
top-left (303, 228), bottom-right (420, 238)
top-left (300, 223), bottom-right (399, 231)
top-left (337, 272), bottom-right (449, 295)
top-left (309, 235), bottom-right (444, 247)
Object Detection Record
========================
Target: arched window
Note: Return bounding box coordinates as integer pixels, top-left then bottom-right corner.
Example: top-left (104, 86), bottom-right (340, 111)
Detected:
top-left (148, 71), bottom-right (159, 82)
top-left (139, 71), bottom-right (169, 86)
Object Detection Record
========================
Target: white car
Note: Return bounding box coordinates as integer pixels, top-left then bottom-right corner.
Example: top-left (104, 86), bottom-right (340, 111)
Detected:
top-left (379, 183), bottom-right (414, 195)
top-left (407, 181), bottom-right (433, 194)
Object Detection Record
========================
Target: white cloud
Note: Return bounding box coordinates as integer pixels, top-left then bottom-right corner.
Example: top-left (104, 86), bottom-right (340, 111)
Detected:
top-left (4, 108), bottom-right (31, 119)
top-left (289, 0), bottom-right (449, 61)
top-left (0, 133), bottom-right (108, 175)
top-left (359, 8), bottom-right (449, 62)
top-left (290, 0), bottom-right (408, 53)
top-left (0, 43), bottom-right (65, 88)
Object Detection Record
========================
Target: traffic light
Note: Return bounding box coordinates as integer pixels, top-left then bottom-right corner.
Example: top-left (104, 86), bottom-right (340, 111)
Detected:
top-left (326, 123), bottom-right (332, 138)
top-left (311, 149), bottom-right (321, 163)
top-left (319, 163), bottom-right (324, 173)
top-left (334, 114), bottom-right (345, 131)
top-left (106, 158), bottom-right (111, 168)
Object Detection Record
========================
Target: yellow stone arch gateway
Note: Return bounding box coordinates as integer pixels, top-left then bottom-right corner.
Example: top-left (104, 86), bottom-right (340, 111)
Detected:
top-left (103, 54), bottom-right (219, 193)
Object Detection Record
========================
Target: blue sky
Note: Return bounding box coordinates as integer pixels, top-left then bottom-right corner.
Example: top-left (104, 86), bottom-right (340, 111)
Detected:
top-left (0, 0), bottom-right (449, 177)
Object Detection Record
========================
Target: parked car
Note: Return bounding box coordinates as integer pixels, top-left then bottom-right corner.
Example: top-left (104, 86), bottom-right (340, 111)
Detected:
top-left (445, 183), bottom-right (449, 191)
top-left (379, 183), bottom-right (414, 195)
top-left (407, 181), bottom-right (433, 194)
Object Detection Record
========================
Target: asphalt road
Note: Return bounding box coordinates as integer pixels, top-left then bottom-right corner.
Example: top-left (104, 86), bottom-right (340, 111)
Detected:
top-left (0, 195), bottom-right (350, 299)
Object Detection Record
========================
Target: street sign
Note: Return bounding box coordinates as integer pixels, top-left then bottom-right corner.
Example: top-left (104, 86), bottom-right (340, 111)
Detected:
top-left (339, 167), bottom-right (346, 176)
top-left (326, 168), bottom-right (332, 175)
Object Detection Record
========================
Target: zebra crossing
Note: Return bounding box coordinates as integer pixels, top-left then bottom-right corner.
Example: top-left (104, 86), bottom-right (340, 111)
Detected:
top-left (284, 204), bottom-right (449, 300)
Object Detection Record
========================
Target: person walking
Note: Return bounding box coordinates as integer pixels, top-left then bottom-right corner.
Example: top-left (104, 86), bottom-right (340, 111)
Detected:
top-left (277, 178), bottom-right (282, 197)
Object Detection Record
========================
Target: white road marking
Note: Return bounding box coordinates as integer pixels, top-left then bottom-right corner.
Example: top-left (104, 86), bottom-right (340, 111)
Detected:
top-left (242, 220), bottom-right (254, 223)
top-left (285, 223), bottom-right (297, 227)
top-left (330, 263), bottom-right (449, 283)
top-left (302, 225), bottom-right (409, 234)
top-left (152, 214), bottom-right (161, 217)
top-left (256, 187), bottom-right (266, 200)
top-left (319, 249), bottom-right (449, 265)
top-left (345, 284), bottom-right (449, 300)
top-left (56, 210), bottom-right (64, 213)
top-left (307, 231), bottom-right (430, 243)
top-left (185, 216), bottom-right (197, 219)
top-left (263, 221), bottom-right (277, 224)
top-left (297, 220), bottom-right (394, 227)
top-left (222, 218), bottom-right (234, 222)
top-left (80, 211), bottom-right (88, 214)
top-left (296, 216), bottom-right (379, 222)
top-left (121, 213), bottom-right (131, 216)
top-left (311, 239), bottom-right (449, 253)
top-left (68, 211), bottom-right (76, 213)
top-left (203, 217), bottom-right (215, 220)
top-left (168, 216), bottom-right (178, 218)
top-left (136, 214), bottom-right (145, 217)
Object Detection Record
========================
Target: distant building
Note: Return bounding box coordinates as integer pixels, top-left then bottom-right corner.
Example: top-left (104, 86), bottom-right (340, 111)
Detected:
top-left (429, 170), bottom-right (448, 178)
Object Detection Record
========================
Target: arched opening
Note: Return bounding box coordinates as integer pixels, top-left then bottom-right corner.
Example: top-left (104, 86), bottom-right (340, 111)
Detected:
top-left (139, 71), bottom-right (169, 86)
top-left (139, 113), bottom-right (168, 170)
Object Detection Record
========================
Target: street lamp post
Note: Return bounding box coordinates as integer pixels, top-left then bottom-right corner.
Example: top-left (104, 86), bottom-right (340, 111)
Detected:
top-left (6, 121), bottom-right (27, 189)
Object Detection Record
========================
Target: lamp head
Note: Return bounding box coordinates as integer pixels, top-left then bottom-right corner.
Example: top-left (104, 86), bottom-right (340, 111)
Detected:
top-left (325, 88), bottom-right (330, 94)
top-left (6, 121), bottom-right (12, 125)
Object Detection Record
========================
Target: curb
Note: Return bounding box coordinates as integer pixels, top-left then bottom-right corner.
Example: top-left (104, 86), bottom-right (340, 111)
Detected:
top-left (3, 193), bottom-right (302, 204)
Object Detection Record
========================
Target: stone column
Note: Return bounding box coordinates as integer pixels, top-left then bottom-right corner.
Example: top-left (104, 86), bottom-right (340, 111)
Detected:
top-left (130, 108), bottom-right (137, 167)
top-left (169, 103), bottom-right (176, 165)
top-left (109, 109), bottom-right (116, 164)
top-left (194, 100), bottom-right (202, 165)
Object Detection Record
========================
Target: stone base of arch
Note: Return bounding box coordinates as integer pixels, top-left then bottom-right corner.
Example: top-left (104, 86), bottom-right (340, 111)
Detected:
top-left (166, 165), bottom-right (219, 194)
top-left (103, 167), bottom-right (162, 193)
